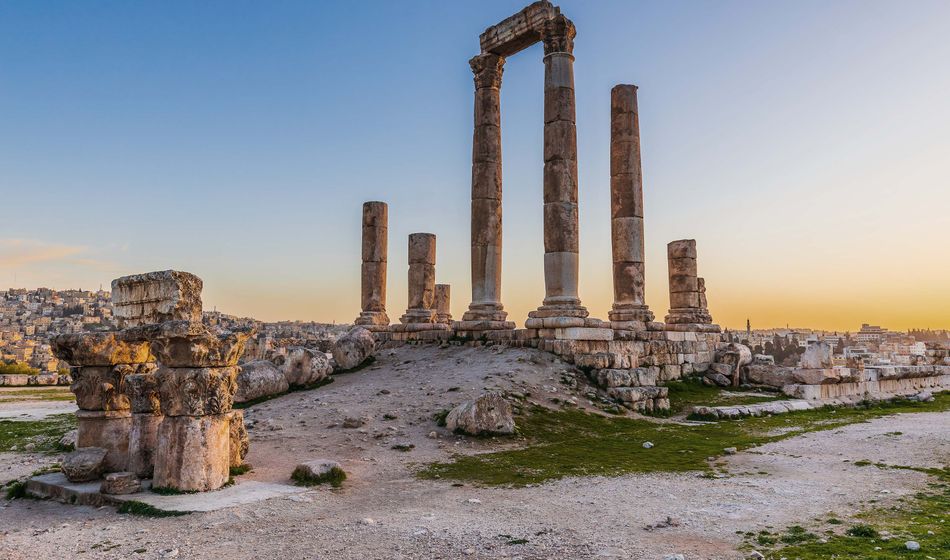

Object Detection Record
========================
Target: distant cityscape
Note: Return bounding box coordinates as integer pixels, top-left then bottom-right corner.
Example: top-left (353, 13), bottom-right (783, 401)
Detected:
top-left (0, 287), bottom-right (348, 375)
top-left (3, 286), bottom-right (949, 375)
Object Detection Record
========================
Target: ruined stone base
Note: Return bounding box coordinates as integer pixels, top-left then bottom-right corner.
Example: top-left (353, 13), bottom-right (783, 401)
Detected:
top-left (665, 308), bottom-right (714, 326)
top-left (528, 303), bottom-right (590, 320)
top-left (77, 410), bottom-right (132, 472)
top-left (128, 412), bottom-right (162, 479)
top-left (153, 414), bottom-right (230, 492)
top-left (354, 311), bottom-right (390, 330)
top-left (26, 472), bottom-right (306, 512)
top-left (399, 310), bottom-right (437, 324)
top-left (454, 320), bottom-right (517, 333)
top-left (664, 322), bottom-right (721, 333)
top-left (608, 305), bottom-right (654, 323)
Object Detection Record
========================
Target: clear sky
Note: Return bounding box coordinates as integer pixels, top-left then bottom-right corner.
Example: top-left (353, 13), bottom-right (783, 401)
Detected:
top-left (2, 0), bottom-right (949, 332)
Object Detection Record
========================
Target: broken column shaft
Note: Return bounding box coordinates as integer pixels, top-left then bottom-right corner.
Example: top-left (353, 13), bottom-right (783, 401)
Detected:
top-left (400, 233), bottom-right (438, 324)
top-left (609, 84), bottom-right (654, 326)
top-left (434, 284), bottom-right (452, 324)
top-left (355, 201), bottom-right (390, 330)
top-left (664, 240), bottom-right (714, 326)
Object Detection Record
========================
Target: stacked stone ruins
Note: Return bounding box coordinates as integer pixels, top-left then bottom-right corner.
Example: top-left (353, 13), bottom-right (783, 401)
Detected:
top-left (349, 1), bottom-right (725, 413)
top-left (51, 270), bottom-right (251, 493)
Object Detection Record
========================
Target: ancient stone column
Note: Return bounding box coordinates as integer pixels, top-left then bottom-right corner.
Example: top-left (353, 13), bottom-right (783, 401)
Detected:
top-left (355, 201), bottom-right (390, 330)
top-left (51, 333), bottom-right (152, 472)
top-left (148, 321), bottom-right (253, 492)
top-left (609, 84), bottom-right (654, 326)
top-left (461, 53), bottom-right (512, 329)
top-left (400, 233), bottom-right (437, 324)
top-left (531, 14), bottom-right (588, 321)
top-left (665, 240), bottom-right (713, 326)
top-left (434, 284), bottom-right (452, 324)
top-left (123, 368), bottom-right (162, 478)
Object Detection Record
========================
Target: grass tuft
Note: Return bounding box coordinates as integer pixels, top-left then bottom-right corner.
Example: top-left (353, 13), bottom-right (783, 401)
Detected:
top-left (117, 500), bottom-right (189, 517)
top-left (0, 414), bottom-right (76, 453)
top-left (291, 465), bottom-right (347, 488)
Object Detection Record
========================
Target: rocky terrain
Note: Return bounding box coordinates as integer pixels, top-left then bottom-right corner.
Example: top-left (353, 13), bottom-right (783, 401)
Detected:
top-left (0, 344), bottom-right (947, 559)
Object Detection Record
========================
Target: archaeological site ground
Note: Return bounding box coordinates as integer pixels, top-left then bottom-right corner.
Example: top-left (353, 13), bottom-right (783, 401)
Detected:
top-left (1, 2), bottom-right (948, 560)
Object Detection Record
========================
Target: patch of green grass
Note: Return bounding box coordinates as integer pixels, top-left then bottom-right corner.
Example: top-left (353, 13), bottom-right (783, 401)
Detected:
top-left (116, 500), bottom-right (189, 517)
top-left (0, 413), bottom-right (76, 453)
top-left (419, 393), bottom-right (950, 486)
top-left (150, 486), bottom-right (199, 495)
top-left (433, 409), bottom-right (450, 427)
top-left (844, 524), bottom-right (879, 538)
top-left (0, 387), bottom-right (75, 403)
top-left (665, 378), bottom-right (782, 416)
top-left (291, 465), bottom-right (347, 488)
top-left (755, 470), bottom-right (949, 559)
top-left (229, 464), bottom-right (252, 476)
top-left (4, 480), bottom-right (27, 500)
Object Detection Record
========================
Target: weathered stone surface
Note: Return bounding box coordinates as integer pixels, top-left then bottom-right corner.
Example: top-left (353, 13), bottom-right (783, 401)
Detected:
top-left (51, 333), bottom-right (151, 367)
top-left (478, 1), bottom-right (559, 57)
top-left (356, 201), bottom-right (389, 327)
top-left (331, 327), bottom-right (376, 371)
top-left (279, 348), bottom-right (331, 388)
top-left (76, 410), bottom-right (131, 472)
top-left (100, 471), bottom-right (142, 495)
top-left (123, 368), bottom-right (161, 414)
top-left (445, 392), bottom-right (515, 436)
top-left (156, 366), bottom-right (238, 416)
top-left (62, 447), bottom-right (107, 482)
top-left (667, 240), bottom-right (697, 259)
top-left (228, 410), bottom-right (249, 468)
top-left (705, 371), bottom-right (731, 387)
top-left (434, 284), bottom-right (453, 324)
top-left (801, 341), bottom-right (833, 369)
top-left (142, 321), bottom-right (253, 367)
top-left (153, 414), bottom-right (230, 492)
top-left (236, 359), bottom-right (290, 402)
top-left (128, 412), bottom-right (162, 478)
top-left (111, 270), bottom-right (203, 328)
top-left (70, 366), bottom-right (132, 411)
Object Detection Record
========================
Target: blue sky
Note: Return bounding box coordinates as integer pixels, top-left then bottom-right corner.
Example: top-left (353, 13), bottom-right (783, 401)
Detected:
top-left (2, 1), bottom-right (949, 330)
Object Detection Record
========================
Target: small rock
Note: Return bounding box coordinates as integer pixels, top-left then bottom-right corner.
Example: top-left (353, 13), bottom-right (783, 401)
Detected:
top-left (749, 552), bottom-right (765, 560)
top-left (723, 447), bottom-right (738, 455)
top-left (642, 442), bottom-right (654, 449)
top-left (445, 392), bottom-right (515, 436)
top-left (467, 498), bottom-right (481, 504)
top-left (59, 430), bottom-right (78, 451)
top-left (663, 555), bottom-right (685, 560)
top-left (427, 431), bottom-right (438, 439)
top-left (360, 518), bottom-right (376, 525)
top-left (100, 472), bottom-right (142, 495)
top-left (342, 417), bottom-right (365, 429)
top-left (62, 447), bottom-right (108, 482)
top-left (906, 541), bottom-right (920, 551)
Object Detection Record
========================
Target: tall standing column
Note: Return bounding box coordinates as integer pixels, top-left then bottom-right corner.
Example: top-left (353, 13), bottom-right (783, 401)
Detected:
top-left (609, 84), bottom-right (654, 326)
top-left (400, 233), bottom-right (437, 324)
top-left (355, 201), bottom-right (390, 330)
top-left (462, 53), bottom-right (512, 329)
top-left (531, 14), bottom-right (587, 321)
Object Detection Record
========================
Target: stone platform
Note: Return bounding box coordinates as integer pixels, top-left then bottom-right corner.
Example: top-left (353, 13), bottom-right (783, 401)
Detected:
top-left (26, 472), bottom-right (307, 513)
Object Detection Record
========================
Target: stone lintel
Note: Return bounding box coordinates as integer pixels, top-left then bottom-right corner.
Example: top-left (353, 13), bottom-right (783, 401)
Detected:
top-left (479, 1), bottom-right (560, 57)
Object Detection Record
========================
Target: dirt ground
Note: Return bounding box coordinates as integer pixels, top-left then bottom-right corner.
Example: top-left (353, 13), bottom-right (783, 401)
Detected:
top-left (0, 344), bottom-right (947, 559)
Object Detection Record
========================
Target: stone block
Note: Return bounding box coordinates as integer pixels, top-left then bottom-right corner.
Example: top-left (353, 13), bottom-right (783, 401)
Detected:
top-left (111, 270), bottom-right (203, 328)
top-left (51, 333), bottom-right (151, 367)
top-left (128, 412), bottom-right (162, 478)
top-left (472, 162), bottom-right (503, 200)
top-left (544, 86), bottom-right (575, 123)
top-left (670, 292), bottom-right (700, 309)
top-left (143, 321), bottom-right (253, 367)
top-left (669, 274), bottom-right (699, 293)
top-left (472, 124), bottom-right (502, 163)
top-left (543, 202), bottom-right (579, 252)
top-left (555, 327), bottom-right (614, 341)
top-left (360, 225), bottom-right (387, 263)
top-left (667, 257), bottom-right (697, 277)
top-left (667, 240), bottom-right (697, 259)
top-left (543, 159), bottom-right (578, 203)
top-left (76, 410), bottom-right (131, 472)
top-left (471, 199), bottom-right (503, 246)
top-left (610, 173), bottom-right (643, 219)
top-left (611, 217), bottom-right (645, 263)
top-left (153, 414), bottom-right (230, 492)
top-left (543, 120), bottom-right (577, 162)
top-left (157, 366), bottom-right (239, 416)
top-left (100, 472), bottom-right (142, 495)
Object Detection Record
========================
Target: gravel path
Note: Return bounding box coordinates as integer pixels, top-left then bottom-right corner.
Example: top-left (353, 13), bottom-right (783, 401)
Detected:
top-left (1, 345), bottom-right (946, 559)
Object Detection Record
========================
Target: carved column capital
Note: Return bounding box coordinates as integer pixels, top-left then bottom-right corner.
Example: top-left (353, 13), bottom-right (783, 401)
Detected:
top-left (542, 15), bottom-right (576, 56)
top-left (470, 53), bottom-right (505, 89)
